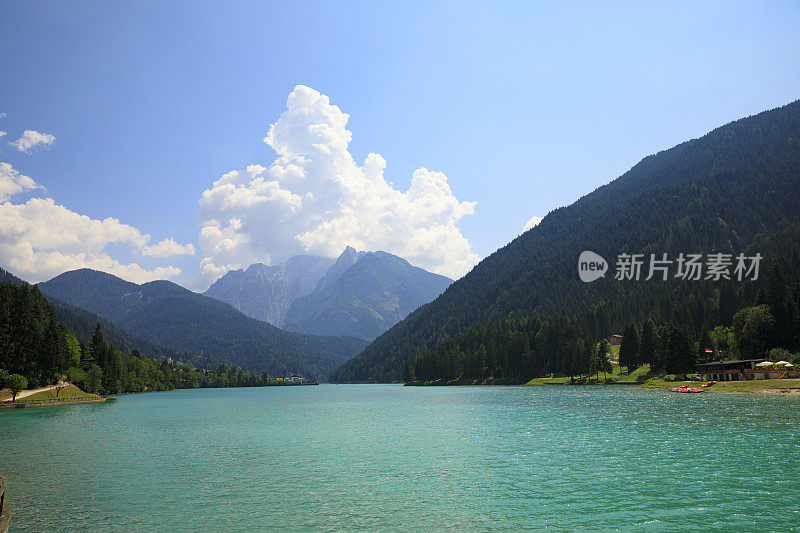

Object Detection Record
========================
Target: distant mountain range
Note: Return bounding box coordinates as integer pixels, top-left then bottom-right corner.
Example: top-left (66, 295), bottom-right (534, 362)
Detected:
top-left (37, 269), bottom-right (367, 380)
top-left (205, 247), bottom-right (452, 340)
top-left (330, 99), bottom-right (800, 382)
top-left (204, 255), bottom-right (334, 325)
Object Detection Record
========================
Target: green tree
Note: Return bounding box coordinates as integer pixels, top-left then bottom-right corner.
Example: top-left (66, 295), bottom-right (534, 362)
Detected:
top-left (665, 325), bottom-right (693, 375)
top-left (768, 347), bottom-right (792, 364)
top-left (65, 334), bottom-right (82, 368)
top-left (66, 366), bottom-right (87, 389)
top-left (733, 305), bottom-right (775, 357)
top-left (87, 364), bottom-right (103, 394)
top-left (639, 320), bottom-right (658, 366)
top-left (709, 326), bottom-right (735, 358)
top-left (619, 323), bottom-right (640, 372)
top-left (596, 338), bottom-right (612, 381)
top-left (718, 283), bottom-right (738, 327)
top-left (7, 373), bottom-right (28, 401)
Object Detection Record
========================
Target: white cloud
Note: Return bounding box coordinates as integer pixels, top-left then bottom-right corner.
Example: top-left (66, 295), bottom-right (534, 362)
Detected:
top-left (10, 130), bottom-right (56, 153)
top-left (0, 132), bottom-right (6, 141)
top-left (0, 161), bottom-right (42, 201)
top-left (197, 85), bottom-right (478, 286)
top-left (143, 237), bottom-right (196, 258)
top-left (0, 162), bottom-right (193, 284)
top-left (0, 113), bottom-right (6, 119)
top-left (523, 215), bottom-right (543, 232)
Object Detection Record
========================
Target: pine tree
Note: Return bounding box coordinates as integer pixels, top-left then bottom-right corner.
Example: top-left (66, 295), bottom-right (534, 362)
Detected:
top-left (619, 323), bottom-right (640, 372)
top-left (639, 320), bottom-right (658, 366)
top-left (718, 283), bottom-right (738, 327)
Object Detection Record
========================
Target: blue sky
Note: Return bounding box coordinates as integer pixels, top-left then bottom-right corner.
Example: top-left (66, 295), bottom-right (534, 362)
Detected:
top-left (1, 1), bottom-right (799, 288)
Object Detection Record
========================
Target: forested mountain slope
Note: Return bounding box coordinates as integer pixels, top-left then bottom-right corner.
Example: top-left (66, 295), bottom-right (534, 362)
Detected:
top-left (1, 267), bottom-right (188, 361)
top-left (38, 269), bottom-right (367, 380)
top-left (331, 99), bottom-right (800, 382)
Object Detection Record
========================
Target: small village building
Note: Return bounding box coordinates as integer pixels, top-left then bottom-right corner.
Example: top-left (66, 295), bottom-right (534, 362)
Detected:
top-left (287, 374), bottom-right (303, 383)
top-left (608, 334), bottom-right (623, 346)
top-left (696, 359), bottom-right (766, 381)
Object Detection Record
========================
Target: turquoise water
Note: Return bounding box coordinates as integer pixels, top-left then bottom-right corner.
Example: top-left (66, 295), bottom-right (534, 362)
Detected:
top-left (2, 385), bottom-right (800, 531)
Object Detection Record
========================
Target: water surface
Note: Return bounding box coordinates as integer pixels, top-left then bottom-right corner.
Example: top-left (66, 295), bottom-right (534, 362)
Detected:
top-left (2, 385), bottom-right (799, 531)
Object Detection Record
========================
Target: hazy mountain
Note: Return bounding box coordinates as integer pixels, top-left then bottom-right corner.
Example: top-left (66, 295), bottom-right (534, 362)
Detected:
top-left (283, 250), bottom-right (452, 340)
top-left (204, 246), bottom-right (451, 341)
top-left (204, 255), bottom-right (334, 325)
top-left (330, 99), bottom-right (800, 382)
top-left (38, 269), bottom-right (367, 380)
top-left (313, 246), bottom-right (364, 292)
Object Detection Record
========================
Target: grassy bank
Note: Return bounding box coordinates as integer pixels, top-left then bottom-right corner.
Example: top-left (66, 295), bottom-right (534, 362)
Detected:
top-left (1, 384), bottom-right (101, 405)
top-left (642, 378), bottom-right (800, 393)
top-left (523, 360), bottom-right (800, 394)
top-left (525, 362), bottom-right (652, 386)
top-left (21, 384), bottom-right (100, 401)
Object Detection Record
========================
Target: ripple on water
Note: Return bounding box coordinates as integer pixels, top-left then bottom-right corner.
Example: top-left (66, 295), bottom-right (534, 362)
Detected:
top-left (2, 385), bottom-right (800, 531)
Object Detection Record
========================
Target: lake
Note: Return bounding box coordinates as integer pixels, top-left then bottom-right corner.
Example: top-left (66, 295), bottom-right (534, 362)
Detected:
top-left (2, 385), bottom-right (800, 531)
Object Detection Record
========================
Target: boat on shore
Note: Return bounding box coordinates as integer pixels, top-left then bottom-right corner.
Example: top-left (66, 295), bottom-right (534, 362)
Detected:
top-left (669, 386), bottom-right (704, 393)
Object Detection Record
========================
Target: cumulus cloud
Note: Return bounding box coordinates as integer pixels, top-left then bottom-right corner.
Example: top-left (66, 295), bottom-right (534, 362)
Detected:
top-left (0, 132), bottom-right (6, 141)
top-left (143, 237), bottom-right (196, 258)
top-left (523, 215), bottom-right (543, 232)
top-left (10, 130), bottom-right (56, 153)
top-left (197, 85), bottom-right (478, 286)
top-left (0, 162), bottom-right (42, 201)
top-left (0, 162), bottom-right (193, 283)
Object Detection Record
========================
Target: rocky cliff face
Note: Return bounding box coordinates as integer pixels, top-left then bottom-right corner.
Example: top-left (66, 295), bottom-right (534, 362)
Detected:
top-left (204, 247), bottom-right (452, 340)
top-left (283, 251), bottom-right (452, 340)
top-left (204, 255), bottom-right (334, 325)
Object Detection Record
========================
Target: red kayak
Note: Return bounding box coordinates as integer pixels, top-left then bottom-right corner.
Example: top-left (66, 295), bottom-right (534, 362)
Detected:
top-left (669, 386), bottom-right (703, 393)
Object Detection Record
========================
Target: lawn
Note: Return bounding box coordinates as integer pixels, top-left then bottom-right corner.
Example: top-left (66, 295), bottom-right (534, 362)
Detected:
top-left (607, 343), bottom-right (620, 361)
top-left (13, 384), bottom-right (99, 403)
top-left (524, 362), bottom-right (652, 386)
top-left (525, 376), bottom-right (572, 385)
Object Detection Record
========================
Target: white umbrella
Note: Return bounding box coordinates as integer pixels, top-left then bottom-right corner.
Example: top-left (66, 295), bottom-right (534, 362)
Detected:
top-left (775, 360), bottom-right (791, 366)
top-left (755, 361), bottom-right (774, 367)
top-left (785, 363), bottom-right (794, 368)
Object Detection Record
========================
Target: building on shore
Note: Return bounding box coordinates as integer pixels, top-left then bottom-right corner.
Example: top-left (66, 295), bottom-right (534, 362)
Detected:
top-left (696, 359), bottom-right (767, 381)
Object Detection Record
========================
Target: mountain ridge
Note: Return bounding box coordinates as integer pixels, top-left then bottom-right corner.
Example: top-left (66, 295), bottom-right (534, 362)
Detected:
top-left (38, 269), bottom-right (368, 380)
top-left (205, 246), bottom-right (452, 340)
top-left (283, 250), bottom-right (452, 340)
top-left (1, 266), bottom-right (192, 362)
top-left (330, 98), bottom-right (800, 382)
top-left (204, 255), bottom-right (334, 325)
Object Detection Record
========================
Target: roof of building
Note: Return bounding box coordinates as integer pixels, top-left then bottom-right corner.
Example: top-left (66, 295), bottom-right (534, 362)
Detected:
top-left (696, 358), bottom-right (766, 367)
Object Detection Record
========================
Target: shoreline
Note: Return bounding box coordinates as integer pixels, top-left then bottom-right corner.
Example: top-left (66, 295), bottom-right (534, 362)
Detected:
top-left (640, 378), bottom-right (800, 394)
top-left (0, 397), bottom-right (108, 410)
top-left (1, 380), bottom-right (325, 411)
top-left (406, 378), bottom-right (800, 394)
